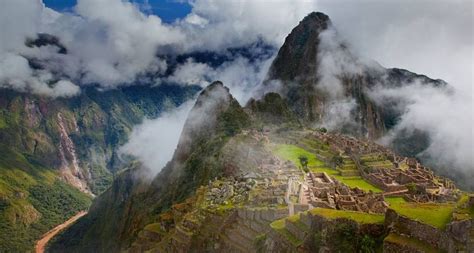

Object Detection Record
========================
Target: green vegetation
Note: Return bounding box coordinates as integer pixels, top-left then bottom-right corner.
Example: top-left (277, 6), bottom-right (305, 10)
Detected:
top-left (384, 233), bottom-right (441, 253)
top-left (309, 208), bottom-right (385, 224)
top-left (386, 197), bottom-right (455, 228)
top-left (287, 213), bottom-right (309, 231)
top-left (298, 155), bottom-right (309, 172)
top-left (218, 99), bottom-right (251, 136)
top-left (273, 144), bottom-right (326, 168)
top-left (331, 154), bottom-right (344, 167)
top-left (0, 148), bottom-right (91, 252)
top-left (272, 144), bottom-right (382, 192)
top-left (0, 116), bottom-right (6, 129)
top-left (144, 223), bottom-right (165, 234)
top-left (270, 219), bottom-right (303, 246)
top-left (449, 194), bottom-right (473, 221)
top-left (317, 127), bottom-right (327, 133)
top-left (360, 235), bottom-right (377, 253)
top-left (332, 176), bottom-right (382, 193)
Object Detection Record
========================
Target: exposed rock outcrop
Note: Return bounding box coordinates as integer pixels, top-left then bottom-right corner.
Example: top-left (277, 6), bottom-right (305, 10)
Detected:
top-left (265, 12), bottom-right (446, 141)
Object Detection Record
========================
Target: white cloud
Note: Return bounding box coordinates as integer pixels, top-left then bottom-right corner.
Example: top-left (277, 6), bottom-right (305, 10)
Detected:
top-left (166, 59), bottom-right (213, 87)
top-left (316, 0), bottom-right (473, 100)
top-left (181, 0), bottom-right (318, 51)
top-left (0, 0), bottom-right (80, 97)
top-left (166, 55), bottom-right (274, 104)
top-left (370, 81), bottom-right (473, 172)
top-left (52, 0), bottom-right (185, 86)
top-left (119, 100), bottom-right (194, 174)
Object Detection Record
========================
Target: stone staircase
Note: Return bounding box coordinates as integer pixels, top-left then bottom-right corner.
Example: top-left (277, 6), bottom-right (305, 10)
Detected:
top-left (360, 153), bottom-right (394, 170)
top-left (337, 156), bottom-right (359, 176)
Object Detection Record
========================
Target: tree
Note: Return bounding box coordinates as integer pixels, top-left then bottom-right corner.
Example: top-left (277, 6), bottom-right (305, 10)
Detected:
top-left (299, 155), bottom-right (309, 172)
top-left (331, 155), bottom-right (343, 168)
top-left (406, 182), bottom-right (418, 194)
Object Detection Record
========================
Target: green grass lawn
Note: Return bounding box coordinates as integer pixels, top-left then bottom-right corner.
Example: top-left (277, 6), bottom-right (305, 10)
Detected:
top-left (310, 166), bottom-right (382, 192)
top-left (273, 144), bottom-right (326, 167)
top-left (386, 197), bottom-right (455, 229)
top-left (309, 208), bottom-right (385, 224)
top-left (273, 144), bottom-right (382, 193)
top-left (334, 176), bottom-right (382, 193)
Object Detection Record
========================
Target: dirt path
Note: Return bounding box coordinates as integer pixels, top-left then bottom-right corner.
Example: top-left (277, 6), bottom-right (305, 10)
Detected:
top-left (35, 211), bottom-right (88, 253)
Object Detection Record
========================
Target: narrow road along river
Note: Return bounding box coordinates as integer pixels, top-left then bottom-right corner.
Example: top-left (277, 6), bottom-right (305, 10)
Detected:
top-left (35, 211), bottom-right (88, 253)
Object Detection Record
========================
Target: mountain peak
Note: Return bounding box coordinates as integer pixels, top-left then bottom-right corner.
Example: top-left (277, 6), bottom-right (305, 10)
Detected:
top-left (172, 81), bottom-right (248, 163)
top-left (300, 11), bottom-right (331, 27)
top-left (266, 12), bottom-right (331, 83)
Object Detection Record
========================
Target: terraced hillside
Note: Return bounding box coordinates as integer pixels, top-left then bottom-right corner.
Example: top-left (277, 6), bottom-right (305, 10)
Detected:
top-left (48, 81), bottom-right (472, 253)
top-left (102, 127), bottom-right (472, 253)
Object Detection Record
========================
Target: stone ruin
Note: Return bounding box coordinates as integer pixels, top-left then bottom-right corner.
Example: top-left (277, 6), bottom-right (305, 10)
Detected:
top-left (310, 131), bottom-right (458, 203)
top-left (299, 172), bottom-right (388, 214)
top-left (362, 159), bottom-right (457, 202)
top-left (246, 157), bottom-right (304, 207)
top-left (315, 132), bottom-right (391, 156)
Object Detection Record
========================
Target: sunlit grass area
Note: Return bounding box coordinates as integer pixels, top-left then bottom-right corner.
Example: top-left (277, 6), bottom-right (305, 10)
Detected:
top-left (386, 197), bottom-right (455, 229)
top-left (273, 144), bottom-right (382, 192)
top-left (334, 176), bottom-right (382, 192)
top-left (309, 208), bottom-right (385, 224)
top-left (273, 144), bottom-right (326, 167)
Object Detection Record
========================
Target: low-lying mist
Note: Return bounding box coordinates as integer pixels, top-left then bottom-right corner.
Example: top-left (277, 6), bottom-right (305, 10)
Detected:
top-left (119, 100), bottom-right (194, 174)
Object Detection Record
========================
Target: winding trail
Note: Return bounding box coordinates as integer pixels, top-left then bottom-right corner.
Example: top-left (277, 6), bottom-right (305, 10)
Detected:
top-left (35, 211), bottom-right (88, 253)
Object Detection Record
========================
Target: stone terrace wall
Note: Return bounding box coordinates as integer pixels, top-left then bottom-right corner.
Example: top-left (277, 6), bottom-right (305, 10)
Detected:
top-left (385, 209), bottom-right (469, 252)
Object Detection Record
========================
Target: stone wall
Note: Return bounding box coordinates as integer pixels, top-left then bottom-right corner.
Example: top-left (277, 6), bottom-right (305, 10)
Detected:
top-left (264, 211), bottom-right (385, 253)
top-left (385, 209), bottom-right (469, 252)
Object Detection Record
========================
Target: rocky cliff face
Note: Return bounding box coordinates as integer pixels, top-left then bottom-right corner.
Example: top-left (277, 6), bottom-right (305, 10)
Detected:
top-left (265, 12), bottom-right (445, 140)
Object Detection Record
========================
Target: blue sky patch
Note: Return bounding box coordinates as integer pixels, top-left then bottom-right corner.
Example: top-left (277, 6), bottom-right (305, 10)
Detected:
top-left (43, 0), bottom-right (192, 23)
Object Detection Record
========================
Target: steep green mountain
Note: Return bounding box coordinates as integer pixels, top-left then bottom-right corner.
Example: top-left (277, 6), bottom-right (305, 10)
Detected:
top-left (266, 12), bottom-right (445, 140)
top-left (0, 84), bottom-right (198, 252)
top-left (50, 81), bottom-right (253, 252)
